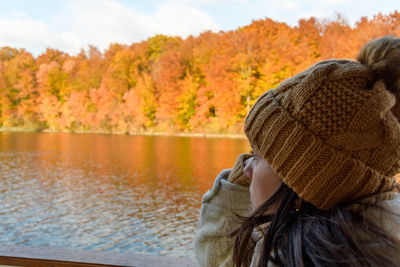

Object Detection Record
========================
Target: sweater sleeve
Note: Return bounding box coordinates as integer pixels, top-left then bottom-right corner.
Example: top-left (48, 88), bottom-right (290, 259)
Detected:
top-left (194, 169), bottom-right (252, 267)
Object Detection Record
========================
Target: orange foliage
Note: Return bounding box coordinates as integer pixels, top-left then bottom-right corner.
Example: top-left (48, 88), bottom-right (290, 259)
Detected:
top-left (0, 12), bottom-right (400, 134)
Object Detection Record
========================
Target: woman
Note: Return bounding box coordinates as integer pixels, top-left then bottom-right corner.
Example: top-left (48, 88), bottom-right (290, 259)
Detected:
top-left (194, 36), bottom-right (400, 267)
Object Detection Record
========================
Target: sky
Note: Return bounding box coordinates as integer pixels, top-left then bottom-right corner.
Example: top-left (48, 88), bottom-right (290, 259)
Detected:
top-left (0, 0), bottom-right (399, 56)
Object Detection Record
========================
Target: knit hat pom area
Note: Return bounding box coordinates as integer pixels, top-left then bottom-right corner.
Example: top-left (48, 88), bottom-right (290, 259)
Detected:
top-left (244, 36), bottom-right (400, 211)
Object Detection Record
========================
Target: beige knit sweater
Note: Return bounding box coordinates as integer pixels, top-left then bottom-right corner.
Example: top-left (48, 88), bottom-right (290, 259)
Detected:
top-left (194, 158), bottom-right (400, 267)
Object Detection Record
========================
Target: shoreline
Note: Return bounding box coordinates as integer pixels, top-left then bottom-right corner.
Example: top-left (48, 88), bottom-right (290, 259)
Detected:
top-left (0, 127), bottom-right (247, 139)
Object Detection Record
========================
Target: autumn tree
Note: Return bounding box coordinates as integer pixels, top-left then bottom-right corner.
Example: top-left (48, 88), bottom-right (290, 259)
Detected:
top-left (0, 47), bottom-right (37, 126)
top-left (1, 12), bottom-right (399, 134)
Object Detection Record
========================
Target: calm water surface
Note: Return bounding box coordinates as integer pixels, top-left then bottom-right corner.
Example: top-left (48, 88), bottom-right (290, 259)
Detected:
top-left (0, 132), bottom-right (250, 257)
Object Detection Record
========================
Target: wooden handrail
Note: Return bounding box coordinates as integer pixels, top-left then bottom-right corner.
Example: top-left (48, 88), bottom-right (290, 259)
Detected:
top-left (0, 244), bottom-right (199, 267)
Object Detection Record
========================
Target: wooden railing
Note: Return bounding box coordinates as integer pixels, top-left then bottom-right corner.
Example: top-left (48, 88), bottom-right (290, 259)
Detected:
top-left (0, 244), bottom-right (200, 267)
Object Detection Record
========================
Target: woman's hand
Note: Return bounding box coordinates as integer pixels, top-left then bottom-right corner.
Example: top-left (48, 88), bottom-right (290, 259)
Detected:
top-left (227, 153), bottom-right (254, 186)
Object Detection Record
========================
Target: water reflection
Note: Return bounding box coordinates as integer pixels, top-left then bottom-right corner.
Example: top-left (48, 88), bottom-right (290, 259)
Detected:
top-left (0, 132), bottom-right (250, 257)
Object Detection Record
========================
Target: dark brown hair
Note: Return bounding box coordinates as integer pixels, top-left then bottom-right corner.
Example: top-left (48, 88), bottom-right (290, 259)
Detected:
top-left (230, 182), bottom-right (400, 267)
top-left (357, 35), bottom-right (400, 94)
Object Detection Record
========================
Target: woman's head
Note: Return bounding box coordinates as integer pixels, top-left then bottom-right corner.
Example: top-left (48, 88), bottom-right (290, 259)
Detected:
top-left (244, 35), bottom-right (400, 211)
top-left (232, 35), bottom-right (400, 266)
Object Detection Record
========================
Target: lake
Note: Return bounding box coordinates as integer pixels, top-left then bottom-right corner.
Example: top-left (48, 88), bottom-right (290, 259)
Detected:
top-left (0, 132), bottom-right (250, 258)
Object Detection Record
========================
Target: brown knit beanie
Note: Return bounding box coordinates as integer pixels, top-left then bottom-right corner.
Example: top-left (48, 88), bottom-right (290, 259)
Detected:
top-left (244, 36), bottom-right (400, 210)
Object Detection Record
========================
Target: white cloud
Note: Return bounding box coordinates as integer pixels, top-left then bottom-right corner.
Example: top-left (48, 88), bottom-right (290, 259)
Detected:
top-left (0, 13), bottom-right (86, 55)
top-left (59, 32), bottom-right (84, 52)
top-left (0, 15), bottom-right (49, 48)
top-left (63, 0), bottom-right (159, 50)
top-left (0, 0), bottom-right (221, 56)
top-left (56, 0), bottom-right (220, 54)
top-left (282, 1), bottom-right (300, 12)
top-left (154, 3), bottom-right (220, 36)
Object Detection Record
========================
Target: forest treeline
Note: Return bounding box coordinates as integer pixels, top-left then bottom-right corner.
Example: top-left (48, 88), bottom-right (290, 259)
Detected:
top-left (1, 12), bottom-right (400, 134)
